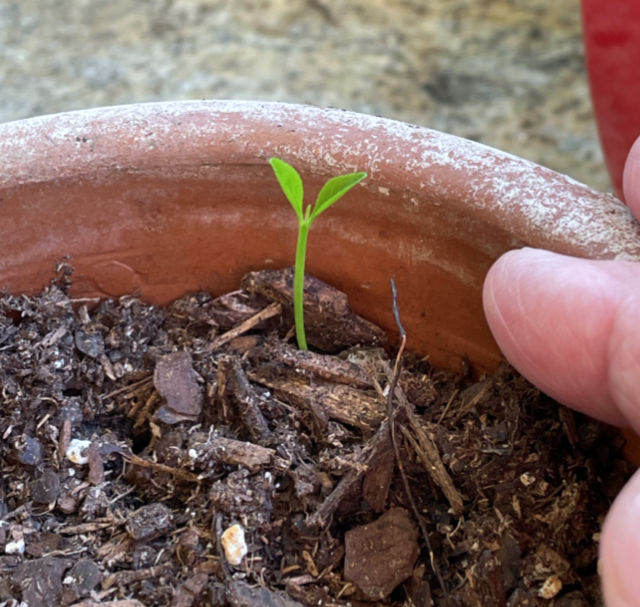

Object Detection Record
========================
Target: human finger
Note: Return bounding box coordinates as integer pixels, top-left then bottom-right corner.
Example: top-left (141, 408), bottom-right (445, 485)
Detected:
top-left (483, 248), bottom-right (640, 429)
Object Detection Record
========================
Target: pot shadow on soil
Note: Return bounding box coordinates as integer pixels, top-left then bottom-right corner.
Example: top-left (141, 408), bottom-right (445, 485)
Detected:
top-left (0, 264), bottom-right (631, 607)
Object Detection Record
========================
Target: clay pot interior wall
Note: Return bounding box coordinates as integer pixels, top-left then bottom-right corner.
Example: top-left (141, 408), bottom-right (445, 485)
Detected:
top-left (2, 101), bottom-right (640, 374)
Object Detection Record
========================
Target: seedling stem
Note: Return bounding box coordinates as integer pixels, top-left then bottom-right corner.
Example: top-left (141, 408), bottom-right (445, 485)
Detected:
top-left (269, 157), bottom-right (367, 349)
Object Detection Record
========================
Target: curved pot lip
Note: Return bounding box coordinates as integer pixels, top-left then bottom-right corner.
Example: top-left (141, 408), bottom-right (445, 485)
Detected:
top-left (2, 98), bottom-right (640, 261)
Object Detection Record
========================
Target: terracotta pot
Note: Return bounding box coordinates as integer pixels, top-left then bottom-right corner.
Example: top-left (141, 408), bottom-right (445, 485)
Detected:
top-left (1, 100), bottom-right (639, 379)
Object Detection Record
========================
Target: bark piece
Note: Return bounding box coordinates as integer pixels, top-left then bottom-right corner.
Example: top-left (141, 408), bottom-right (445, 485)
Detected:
top-left (25, 532), bottom-right (61, 557)
top-left (309, 421), bottom-right (392, 528)
top-left (171, 572), bottom-right (209, 607)
top-left (362, 446), bottom-right (395, 512)
top-left (390, 376), bottom-right (464, 516)
top-left (187, 433), bottom-right (275, 473)
top-left (31, 469), bottom-right (61, 504)
top-left (58, 418), bottom-right (72, 466)
top-left (88, 442), bottom-right (104, 485)
top-left (125, 503), bottom-right (174, 542)
top-left (153, 351), bottom-right (203, 423)
top-left (401, 417), bottom-right (464, 516)
top-left (217, 356), bottom-right (272, 443)
top-left (11, 556), bottom-right (71, 607)
top-left (66, 558), bottom-right (101, 597)
top-left (344, 508), bottom-right (419, 601)
top-left (254, 336), bottom-right (372, 388)
top-left (242, 268), bottom-right (386, 352)
top-left (251, 369), bottom-right (384, 433)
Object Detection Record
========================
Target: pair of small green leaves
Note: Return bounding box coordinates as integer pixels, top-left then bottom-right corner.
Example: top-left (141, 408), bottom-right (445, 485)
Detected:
top-left (269, 157), bottom-right (367, 224)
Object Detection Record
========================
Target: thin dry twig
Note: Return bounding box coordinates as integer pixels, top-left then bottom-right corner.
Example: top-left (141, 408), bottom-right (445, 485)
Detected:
top-left (101, 375), bottom-right (153, 400)
top-left (208, 301), bottom-right (282, 350)
top-left (399, 422), bottom-right (463, 516)
top-left (58, 518), bottom-right (118, 535)
top-left (387, 279), bottom-right (450, 602)
top-left (122, 453), bottom-right (201, 483)
top-left (437, 388), bottom-right (459, 425)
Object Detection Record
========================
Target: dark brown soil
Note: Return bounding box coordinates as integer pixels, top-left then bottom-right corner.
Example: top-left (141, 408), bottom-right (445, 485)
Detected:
top-left (0, 265), bottom-right (632, 607)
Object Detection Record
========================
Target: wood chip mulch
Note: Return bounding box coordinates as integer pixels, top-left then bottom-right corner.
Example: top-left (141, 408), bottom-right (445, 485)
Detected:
top-left (0, 266), bottom-right (632, 606)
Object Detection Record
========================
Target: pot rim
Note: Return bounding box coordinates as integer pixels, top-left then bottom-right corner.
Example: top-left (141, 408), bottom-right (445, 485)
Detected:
top-left (2, 99), bottom-right (639, 261)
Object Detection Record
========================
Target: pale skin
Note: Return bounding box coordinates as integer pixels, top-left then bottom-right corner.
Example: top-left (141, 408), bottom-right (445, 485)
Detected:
top-left (483, 136), bottom-right (640, 607)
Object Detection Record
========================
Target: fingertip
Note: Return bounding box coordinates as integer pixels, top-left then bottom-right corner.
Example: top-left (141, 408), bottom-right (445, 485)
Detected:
top-left (607, 295), bottom-right (640, 433)
top-left (600, 469), bottom-right (640, 607)
top-left (623, 135), bottom-right (640, 214)
top-left (482, 247), bottom-right (547, 368)
top-left (483, 247), bottom-right (567, 399)
top-left (483, 247), bottom-right (559, 335)
top-left (482, 247), bottom-right (579, 375)
top-left (483, 248), bottom-right (626, 426)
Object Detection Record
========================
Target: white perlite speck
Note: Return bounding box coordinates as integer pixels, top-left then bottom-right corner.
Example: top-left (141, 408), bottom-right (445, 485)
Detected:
top-left (221, 523), bottom-right (248, 566)
top-left (65, 438), bottom-right (92, 465)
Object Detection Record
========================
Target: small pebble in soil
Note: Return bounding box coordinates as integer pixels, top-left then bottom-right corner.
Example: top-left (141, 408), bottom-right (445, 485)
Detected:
top-left (539, 574), bottom-right (563, 599)
top-left (65, 438), bottom-right (92, 465)
top-left (14, 435), bottom-right (44, 466)
top-left (5, 537), bottom-right (25, 555)
top-left (520, 471), bottom-right (536, 487)
top-left (221, 523), bottom-right (248, 566)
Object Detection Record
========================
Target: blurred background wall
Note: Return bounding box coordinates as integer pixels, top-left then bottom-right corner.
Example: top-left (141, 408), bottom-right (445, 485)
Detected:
top-left (0, 0), bottom-right (609, 191)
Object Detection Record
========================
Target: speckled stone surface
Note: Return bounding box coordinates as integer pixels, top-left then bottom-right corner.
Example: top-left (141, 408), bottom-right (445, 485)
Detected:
top-left (0, 0), bottom-right (610, 191)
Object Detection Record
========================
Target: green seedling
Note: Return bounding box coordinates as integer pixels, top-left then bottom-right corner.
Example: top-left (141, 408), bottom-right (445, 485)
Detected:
top-left (269, 157), bottom-right (367, 350)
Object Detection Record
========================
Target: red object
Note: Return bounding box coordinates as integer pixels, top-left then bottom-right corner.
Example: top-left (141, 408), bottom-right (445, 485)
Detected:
top-left (582, 0), bottom-right (640, 201)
